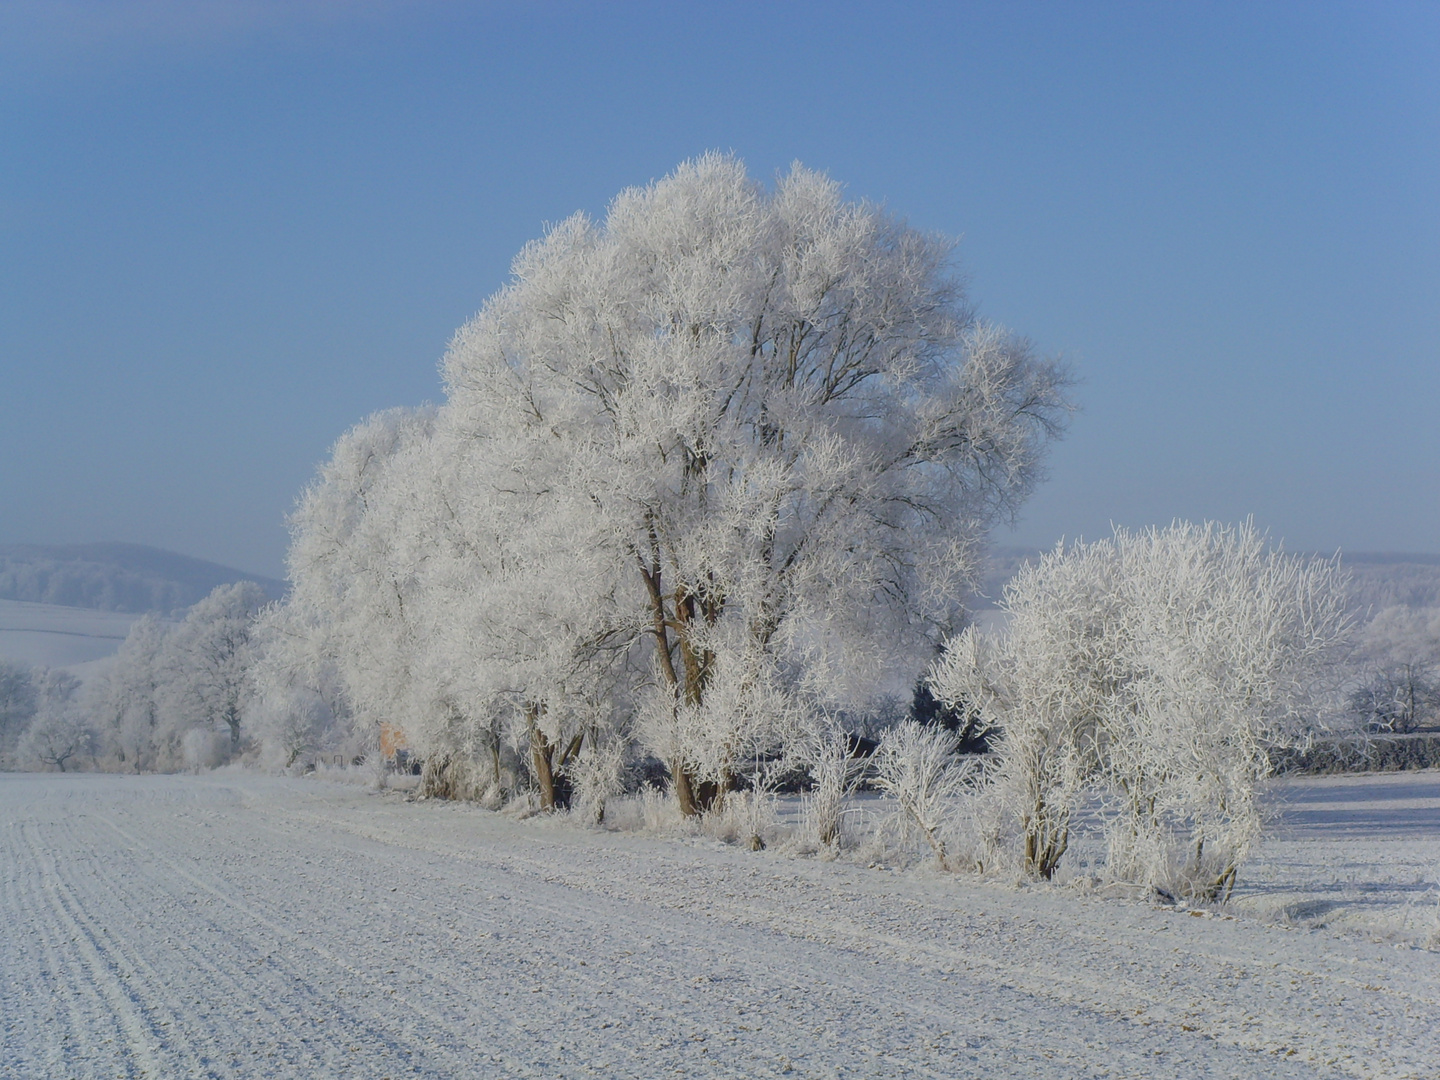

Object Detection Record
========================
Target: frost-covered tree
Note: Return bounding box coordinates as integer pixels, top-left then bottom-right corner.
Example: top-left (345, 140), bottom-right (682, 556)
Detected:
top-left (285, 407), bottom-right (439, 763)
top-left (933, 522), bottom-right (1350, 897)
top-left (18, 667), bottom-right (89, 772)
top-left (1351, 606), bottom-right (1440, 733)
top-left (280, 404), bottom-right (596, 803)
top-left (160, 581), bottom-right (268, 752)
top-left (442, 154), bottom-right (1070, 814)
top-left (932, 570), bottom-right (1119, 881)
top-left (246, 599), bottom-right (354, 768)
top-left (872, 720), bottom-right (980, 869)
top-left (1116, 524), bottom-right (1349, 897)
top-left (97, 613), bottom-right (172, 771)
top-left (800, 722), bottom-right (867, 849)
top-left (97, 600), bottom-right (266, 774)
top-left (0, 658), bottom-right (38, 760)
top-left (20, 706), bottom-right (92, 772)
top-left (411, 421), bottom-right (637, 809)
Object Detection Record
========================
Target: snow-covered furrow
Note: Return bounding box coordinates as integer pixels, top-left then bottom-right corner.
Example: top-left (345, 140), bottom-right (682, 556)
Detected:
top-left (3, 774), bottom-right (1436, 1079)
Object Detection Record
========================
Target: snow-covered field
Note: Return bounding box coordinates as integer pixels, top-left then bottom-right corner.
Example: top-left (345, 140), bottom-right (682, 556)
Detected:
top-left (1239, 774), bottom-right (1440, 942)
top-left (4, 772), bottom-right (1438, 1079)
top-left (0, 598), bottom-right (139, 675)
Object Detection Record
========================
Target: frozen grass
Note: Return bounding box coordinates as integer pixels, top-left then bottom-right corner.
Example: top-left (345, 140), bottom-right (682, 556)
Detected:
top-left (541, 769), bottom-right (1440, 953)
top-left (601, 772), bottom-right (1440, 952)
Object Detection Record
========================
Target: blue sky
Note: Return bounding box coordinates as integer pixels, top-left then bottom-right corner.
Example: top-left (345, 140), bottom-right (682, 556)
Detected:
top-left (2, 1), bottom-right (1436, 578)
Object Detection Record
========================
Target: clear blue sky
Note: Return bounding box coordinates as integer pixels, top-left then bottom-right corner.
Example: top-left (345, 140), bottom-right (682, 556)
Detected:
top-left (3, 1), bottom-right (1436, 579)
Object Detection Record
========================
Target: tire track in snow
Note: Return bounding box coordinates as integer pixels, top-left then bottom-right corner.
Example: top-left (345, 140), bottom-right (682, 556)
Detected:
top-left (95, 803), bottom-right (542, 1079)
top-left (13, 814), bottom-right (172, 1079)
top-left (311, 799), bottom-right (1414, 1079)
top-left (7, 774), bottom-right (1434, 1079)
top-left (8, 781), bottom-right (485, 1079)
top-left (15, 800), bottom-right (302, 1078)
top-left (1, 815), bottom-right (113, 1079)
top-left (60, 807), bottom-right (383, 1079)
top-left (258, 793), bottom-right (1346, 1079)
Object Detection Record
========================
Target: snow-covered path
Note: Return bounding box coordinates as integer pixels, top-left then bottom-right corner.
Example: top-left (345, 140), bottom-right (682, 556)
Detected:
top-left (3, 774), bottom-right (1436, 1079)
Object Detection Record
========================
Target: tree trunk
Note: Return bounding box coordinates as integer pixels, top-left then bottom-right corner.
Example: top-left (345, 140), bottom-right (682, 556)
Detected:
top-left (636, 538), bottom-right (724, 817)
top-left (531, 724), bottom-right (558, 811)
top-left (1023, 797), bottom-right (1068, 880)
top-left (671, 763), bottom-right (730, 816)
top-left (673, 763), bottom-right (701, 817)
top-left (528, 705), bottom-right (577, 812)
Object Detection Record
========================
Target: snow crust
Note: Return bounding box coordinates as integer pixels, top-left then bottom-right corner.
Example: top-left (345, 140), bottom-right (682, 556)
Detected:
top-left (3, 772), bottom-right (1437, 1078)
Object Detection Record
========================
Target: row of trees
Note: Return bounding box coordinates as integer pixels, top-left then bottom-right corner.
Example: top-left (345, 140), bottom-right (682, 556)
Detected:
top-left (5, 520), bottom-right (1361, 905)
top-left (0, 583), bottom-right (272, 774)
top-left (1348, 605), bottom-right (1440, 733)
top-left (12, 158), bottom-right (1385, 902)
top-left (250, 158), bottom-right (1360, 898)
top-left (12, 513), bottom-right (1385, 906)
top-left (264, 155), bottom-right (1072, 820)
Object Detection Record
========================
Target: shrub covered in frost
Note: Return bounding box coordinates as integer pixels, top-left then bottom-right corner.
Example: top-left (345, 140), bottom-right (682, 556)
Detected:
top-left (932, 521), bottom-right (1351, 899)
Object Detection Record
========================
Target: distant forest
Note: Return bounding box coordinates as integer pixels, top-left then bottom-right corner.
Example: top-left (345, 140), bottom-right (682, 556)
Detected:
top-left (0, 544), bottom-right (285, 614)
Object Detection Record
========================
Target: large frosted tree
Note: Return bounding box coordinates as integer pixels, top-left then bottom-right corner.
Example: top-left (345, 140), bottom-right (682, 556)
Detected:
top-left (442, 154), bottom-right (1071, 813)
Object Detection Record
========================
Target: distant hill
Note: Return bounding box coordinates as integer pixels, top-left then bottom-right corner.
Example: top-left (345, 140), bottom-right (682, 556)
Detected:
top-left (0, 543), bottom-right (286, 614)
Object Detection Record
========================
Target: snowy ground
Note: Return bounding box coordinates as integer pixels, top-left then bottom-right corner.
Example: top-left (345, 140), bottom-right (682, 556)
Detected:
top-left (4, 772), bottom-right (1438, 1079)
top-left (1241, 773), bottom-right (1440, 944)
